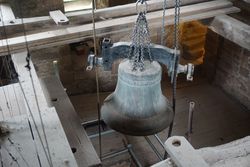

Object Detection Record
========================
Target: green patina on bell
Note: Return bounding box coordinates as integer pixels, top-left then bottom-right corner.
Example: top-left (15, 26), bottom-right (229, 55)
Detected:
top-left (101, 59), bottom-right (173, 136)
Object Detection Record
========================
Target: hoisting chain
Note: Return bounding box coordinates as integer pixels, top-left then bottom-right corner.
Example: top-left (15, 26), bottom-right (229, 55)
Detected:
top-left (128, 0), bottom-right (152, 71)
top-left (161, 0), bottom-right (167, 45)
top-left (172, 0), bottom-right (181, 82)
top-left (174, 0), bottom-right (181, 50)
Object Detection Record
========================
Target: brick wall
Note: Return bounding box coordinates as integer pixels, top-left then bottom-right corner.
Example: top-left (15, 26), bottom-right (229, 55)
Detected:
top-left (203, 29), bottom-right (250, 110)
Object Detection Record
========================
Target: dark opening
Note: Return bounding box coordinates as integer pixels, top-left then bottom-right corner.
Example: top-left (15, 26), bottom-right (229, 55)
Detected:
top-left (0, 55), bottom-right (18, 87)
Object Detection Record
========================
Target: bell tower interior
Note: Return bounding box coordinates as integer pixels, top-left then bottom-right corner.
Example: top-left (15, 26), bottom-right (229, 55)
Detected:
top-left (0, 0), bottom-right (249, 167)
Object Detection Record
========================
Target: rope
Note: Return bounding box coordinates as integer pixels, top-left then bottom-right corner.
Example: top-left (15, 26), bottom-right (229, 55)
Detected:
top-left (0, 33), bottom-right (43, 167)
top-left (19, 81), bottom-right (50, 166)
top-left (18, 1), bottom-right (53, 166)
top-left (0, 3), bottom-right (51, 166)
top-left (168, 0), bottom-right (181, 139)
top-left (0, 6), bottom-right (19, 119)
top-left (91, 0), bottom-right (102, 159)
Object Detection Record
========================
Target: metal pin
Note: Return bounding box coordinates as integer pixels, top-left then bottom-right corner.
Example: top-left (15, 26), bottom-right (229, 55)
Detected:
top-left (187, 101), bottom-right (195, 142)
top-left (53, 61), bottom-right (60, 79)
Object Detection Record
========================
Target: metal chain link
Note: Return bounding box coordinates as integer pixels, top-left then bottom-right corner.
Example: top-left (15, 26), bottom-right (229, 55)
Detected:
top-left (174, 0), bottom-right (181, 50)
top-left (161, 0), bottom-right (167, 45)
top-left (128, 11), bottom-right (152, 71)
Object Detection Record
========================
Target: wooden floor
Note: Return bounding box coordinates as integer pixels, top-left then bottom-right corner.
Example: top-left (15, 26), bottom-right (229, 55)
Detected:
top-left (70, 79), bottom-right (250, 167)
top-left (0, 54), bottom-right (78, 167)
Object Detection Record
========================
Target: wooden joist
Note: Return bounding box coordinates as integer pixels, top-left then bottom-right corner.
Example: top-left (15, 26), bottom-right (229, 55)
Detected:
top-left (0, 0), bottom-right (208, 27)
top-left (0, 53), bottom-right (79, 167)
top-left (40, 76), bottom-right (101, 167)
top-left (0, 0), bottom-right (240, 56)
top-left (0, 0), bottom-right (209, 40)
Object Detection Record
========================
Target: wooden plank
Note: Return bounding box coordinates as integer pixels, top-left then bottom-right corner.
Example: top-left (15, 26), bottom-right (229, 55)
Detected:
top-left (0, 4), bottom-right (15, 21)
top-left (0, 52), bottom-right (78, 167)
top-left (210, 15), bottom-right (250, 50)
top-left (0, 1), bottom-right (239, 56)
top-left (40, 76), bottom-right (101, 167)
top-left (0, 84), bottom-right (26, 121)
top-left (50, 10), bottom-right (69, 25)
top-left (66, 0), bottom-right (208, 22)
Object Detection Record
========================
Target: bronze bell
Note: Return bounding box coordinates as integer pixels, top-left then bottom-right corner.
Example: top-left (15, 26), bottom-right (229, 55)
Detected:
top-left (101, 59), bottom-right (173, 136)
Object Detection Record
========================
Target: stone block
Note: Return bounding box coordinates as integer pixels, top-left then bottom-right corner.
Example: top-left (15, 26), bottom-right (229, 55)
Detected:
top-left (239, 67), bottom-right (249, 78)
top-left (238, 80), bottom-right (249, 93)
top-left (215, 37), bottom-right (250, 110)
top-left (222, 39), bottom-right (242, 54)
top-left (8, 0), bottom-right (64, 17)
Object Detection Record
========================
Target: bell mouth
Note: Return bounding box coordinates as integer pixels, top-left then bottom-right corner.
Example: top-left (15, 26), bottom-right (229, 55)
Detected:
top-left (101, 60), bottom-right (174, 136)
top-left (101, 94), bottom-right (173, 136)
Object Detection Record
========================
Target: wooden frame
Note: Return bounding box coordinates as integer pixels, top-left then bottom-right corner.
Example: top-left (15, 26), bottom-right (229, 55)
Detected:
top-left (0, 0), bottom-right (239, 56)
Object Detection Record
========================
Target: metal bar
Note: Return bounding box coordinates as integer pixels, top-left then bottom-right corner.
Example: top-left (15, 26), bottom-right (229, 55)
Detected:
top-left (145, 136), bottom-right (163, 161)
top-left (187, 101), bottom-right (195, 142)
top-left (154, 134), bottom-right (165, 149)
top-left (81, 119), bottom-right (143, 165)
top-left (89, 129), bottom-right (116, 139)
top-left (53, 60), bottom-right (60, 79)
top-left (101, 148), bottom-right (128, 160)
top-left (127, 144), bottom-right (143, 167)
top-left (81, 119), bottom-right (105, 129)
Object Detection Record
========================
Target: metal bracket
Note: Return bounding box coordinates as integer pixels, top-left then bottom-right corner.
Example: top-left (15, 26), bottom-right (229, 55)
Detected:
top-left (178, 63), bottom-right (194, 81)
top-left (87, 38), bottom-right (194, 81)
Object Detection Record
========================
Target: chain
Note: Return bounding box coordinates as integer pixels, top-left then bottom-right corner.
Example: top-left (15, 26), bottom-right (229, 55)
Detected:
top-left (161, 0), bottom-right (167, 45)
top-left (128, 10), bottom-right (152, 71)
top-left (174, 0), bottom-right (181, 50)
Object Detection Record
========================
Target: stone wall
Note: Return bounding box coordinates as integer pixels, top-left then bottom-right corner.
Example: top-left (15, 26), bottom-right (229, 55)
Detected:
top-left (231, 0), bottom-right (250, 24)
top-left (31, 43), bottom-right (103, 95)
top-left (6, 0), bottom-right (64, 17)
top-left (203, 29), bottom-right (250, 110)
top-left (31, 27), bottom-right (165, 95)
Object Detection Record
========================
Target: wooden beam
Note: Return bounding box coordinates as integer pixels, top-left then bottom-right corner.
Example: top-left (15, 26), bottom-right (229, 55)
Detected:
top-left (40, 76), bottom-right (101, 167)
top-left (0, 0), bottom-right (240, 56)
top-left (209, 15), bottom-right (250, 51)
top-left (0, 0), bottom-right (208, 27)
top-left (0, 52), bottom-right (79, 167)
top-left (0, 0), bottom-right (209, 40)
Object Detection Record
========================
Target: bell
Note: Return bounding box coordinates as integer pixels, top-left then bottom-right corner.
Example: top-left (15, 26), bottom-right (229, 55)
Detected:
top-left (101, 59), bottom-right (173, 136)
